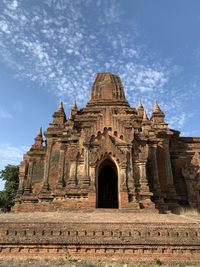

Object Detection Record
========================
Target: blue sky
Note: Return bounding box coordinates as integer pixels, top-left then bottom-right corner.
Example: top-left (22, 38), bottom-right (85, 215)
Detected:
top-left (0, 0), bottom-right (200, 189)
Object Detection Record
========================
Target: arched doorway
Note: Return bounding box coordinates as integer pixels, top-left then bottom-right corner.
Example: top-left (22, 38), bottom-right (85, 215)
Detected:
top-left (97, 159), bottom-right (119, 208)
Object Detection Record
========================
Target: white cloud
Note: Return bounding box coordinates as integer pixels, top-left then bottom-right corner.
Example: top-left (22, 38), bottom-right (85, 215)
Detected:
top-left (0, 20), bottom-right (10, 34)
top-left (0, 0), bottom-right (198, 133)
top-left (0, 143), bottom-right (28, 172)
top-left (181, 130), bottom-right (200, 137)
top-left (7, 0), bottom-right (18, 10)
top-left (99, 0), bottom-right (122, 25)
top-left (168, 113), bottom-right (187, 129)
top-left (167, 111), bottom-right (195, 131)
top-left (0, 0), bottom-right (142, 106)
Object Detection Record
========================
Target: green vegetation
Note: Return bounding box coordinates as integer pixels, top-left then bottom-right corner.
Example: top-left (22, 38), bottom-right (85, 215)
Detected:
top-left (154, 259), bottom-right (162, 265)
top-left (0, 164), bottom-right (19, 212)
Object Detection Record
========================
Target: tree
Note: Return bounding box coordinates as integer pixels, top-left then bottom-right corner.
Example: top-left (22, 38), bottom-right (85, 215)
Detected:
top-left (0, 164), bottom-right (19, 212)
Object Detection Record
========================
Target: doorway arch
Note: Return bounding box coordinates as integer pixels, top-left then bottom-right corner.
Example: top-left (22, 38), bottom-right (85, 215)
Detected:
top-left (97, 159), bottom-right (119, 208)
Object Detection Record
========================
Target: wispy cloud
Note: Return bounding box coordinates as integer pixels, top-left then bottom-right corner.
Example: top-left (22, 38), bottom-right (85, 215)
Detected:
top-left (0, 143), bottom-right (28, 171)
top-left (0, 0), bottom-right (198, 133)
top-left (181, 130), bottom-right (200, 137)
top-left (0, 0), bottom-right (168, 103)
top-left (7, 0), bottom-right (18, 11)
top-left (168, 113), bottom-right (194, 129)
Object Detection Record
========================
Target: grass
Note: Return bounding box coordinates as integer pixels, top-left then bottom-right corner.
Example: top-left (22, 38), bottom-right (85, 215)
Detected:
top-left (0, 259), bottom-right (200, 267)
top-left (179, 207), bottom-right (200, 217)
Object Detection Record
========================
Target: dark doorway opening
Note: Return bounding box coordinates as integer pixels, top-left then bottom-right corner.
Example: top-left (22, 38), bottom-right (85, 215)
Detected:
top-left (97, 160), bottom-right (118, 208)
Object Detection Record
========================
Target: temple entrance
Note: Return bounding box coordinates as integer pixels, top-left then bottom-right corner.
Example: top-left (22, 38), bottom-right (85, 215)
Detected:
top-left (97, 159), bottom-right (119, 208)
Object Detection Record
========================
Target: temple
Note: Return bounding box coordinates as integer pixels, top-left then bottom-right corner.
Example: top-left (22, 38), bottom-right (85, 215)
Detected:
top-left (13, 72), bottom-right (200, 212)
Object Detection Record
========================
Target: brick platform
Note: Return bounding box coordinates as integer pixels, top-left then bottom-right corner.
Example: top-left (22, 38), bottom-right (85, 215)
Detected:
top-left (0, 210), bottom-right (200, 263)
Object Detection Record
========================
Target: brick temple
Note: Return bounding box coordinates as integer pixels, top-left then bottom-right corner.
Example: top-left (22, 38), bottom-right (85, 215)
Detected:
top-left (13, 72), bottom-right (200, 212)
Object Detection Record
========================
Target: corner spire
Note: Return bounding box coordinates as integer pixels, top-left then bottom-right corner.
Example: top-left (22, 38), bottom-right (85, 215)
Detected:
top-left (153, 100), bottom-right (162, 113)
top-left (57, 101), bottom-right (64, 112)
top-left (150, 100), bottom-right (165, 124)
top-left (69, 101), bottom-right (78, 120)
top-left (32, 127), bottom-right (43, 149)
top-left (47, 101), bottom-right (66, 132)
top-left (36, 127), bottom-right (42, 138)
top-left (142, 109), bottom-right (151, 127)
top-left (137, 98), bottom-right (144, 117)
top-left (73, 100), bottom-right (77, 110)
top-left (138, 99), bottom-right (143, 109)
top-left (142, 109), bottom-right (149, 122)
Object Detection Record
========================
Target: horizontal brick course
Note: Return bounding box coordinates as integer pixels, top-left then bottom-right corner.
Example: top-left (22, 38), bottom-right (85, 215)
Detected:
top-left (0, 211), bottom-right (200, 263)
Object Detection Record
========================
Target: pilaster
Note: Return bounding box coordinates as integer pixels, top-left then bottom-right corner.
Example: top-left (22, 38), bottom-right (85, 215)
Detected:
top-left (23, 160), bottom-right (34, 195)
top-left (149, 144), bottom-right (165, 212)
top-left (16, 174), bottom-right (24, 196)
top-left (41, 139), bottom-right (53, 193)
top-left (163, 139), bottom-right (179, 211)
top-left (83, 145), bottom-right (90, 187)
top-left (119, 163), bottom-right (127, 192)
top-left (89, 164), bottom-right (96, 188)
top-left (16, 161), bottom-right (28, 196)
top-left (137, 160), bottom-right (155, 209)
top-left (67, 161), bottom-right (77, 187)
top-left (56, 145), bottom-right (66, 190)
top-left (126, 149), bottom-right (138, 207)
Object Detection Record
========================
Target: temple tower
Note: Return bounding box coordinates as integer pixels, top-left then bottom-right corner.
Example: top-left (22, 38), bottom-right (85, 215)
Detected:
top-left (13, 72), bottom-right (200, 213)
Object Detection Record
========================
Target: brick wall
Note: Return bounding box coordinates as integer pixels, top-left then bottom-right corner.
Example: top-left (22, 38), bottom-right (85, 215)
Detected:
top-left (0, 221), bottom-right (200, 263)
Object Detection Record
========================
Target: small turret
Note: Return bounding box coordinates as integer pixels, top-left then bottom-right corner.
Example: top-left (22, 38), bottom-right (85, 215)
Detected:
top-left (73, 100), bottom-right (77, 110)
top-left (142, 110), bottom-right (150, 124)
top-left (138, 99), bottom-right (143, 108)
top-left (150, 100), bottom-right (165, 124)
top-left (57, 101), bottom-right (65, 113)
top-left (137, 99), bottom-right (144, 117)
top-left (49, 101), bottom-right (66, 128)
top-left (141, 110), bottom-right (152, 136)
top-left (69, 101), bottom-right (78, 120)
top-left (153, 100), bottom-right (162, 113)
top-left (32, 127), bottom-right (43, 149)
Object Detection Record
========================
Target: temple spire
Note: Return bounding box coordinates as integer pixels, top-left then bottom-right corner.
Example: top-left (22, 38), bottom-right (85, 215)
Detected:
top-left (142, 109), bottom-right (151, 127)
top-left (150, 100), bottom-right (165, 124)
top-left (57, 101), bottom-right (64, 112)
top-left (32, 127), bottom-right (43, 148)
top-left (47, 101), bottom-right (66, 131)
top-left (73, 100), bottom-right (77, 110)
top-left (153, 100), bottom-right (162, 113)
top-left (138, 99), bottom-right (143, 109)
top-left (142, 109), bottom-right (149, 122)
top-left (36, 127), bottom-right (42, 138)
top-left (87, 72), bottom-right (129, 107)
top-left (69, 101), bottom-right (78, 120)
top-left (137, 98), bottom-right (144, 117)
